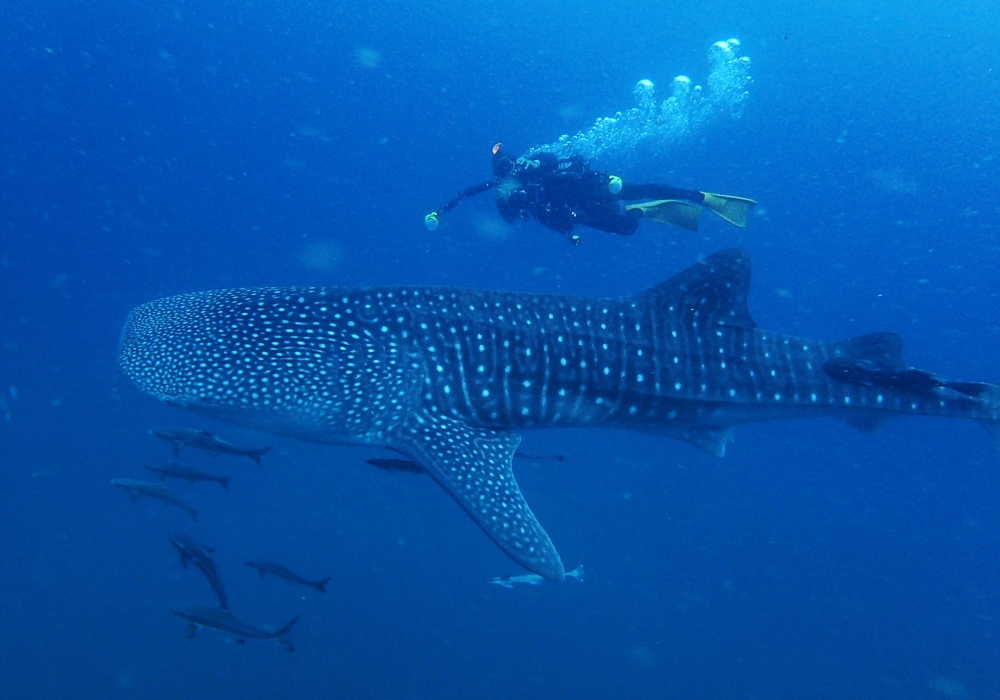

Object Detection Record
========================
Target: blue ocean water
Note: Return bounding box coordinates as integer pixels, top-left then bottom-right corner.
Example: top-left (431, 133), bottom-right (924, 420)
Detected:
top-left (2, 0), bottom-right (999, 697)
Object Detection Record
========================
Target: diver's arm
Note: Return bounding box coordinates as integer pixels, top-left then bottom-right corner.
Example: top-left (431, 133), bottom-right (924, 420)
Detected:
top-left (425, 181), bottom-right (497, 229)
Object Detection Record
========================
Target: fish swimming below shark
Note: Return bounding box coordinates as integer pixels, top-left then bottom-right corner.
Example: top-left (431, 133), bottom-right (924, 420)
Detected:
top-left (170, 533), bottom-right (229, 610)
top-left (145, 462), bottom-right (233, 489)
top-left (111, 478), bottom-right (198, 521)
top-left (365, 449), bottom-right (564, 475)
top-left (171, 605), bottom-right (298, 651)
top-left (117, 249), bottom-right (1000, 581)
top-left (150, 426), bottom-right (270, 465)
top-left (244, 560), bottom-right (331, 594)
top-left (489, 564), bottom-right (584, 589)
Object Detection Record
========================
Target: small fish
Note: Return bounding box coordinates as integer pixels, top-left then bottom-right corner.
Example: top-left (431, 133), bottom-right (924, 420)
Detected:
top-left (111, 478), bottom-right (198, 521)
top-left (365, 458), bottom-right (424, 474)
top-left (171, 605), bottom-right (298, 652)
top-left (489, 564), bottom-right (584, 589)
top-left (245, 561), bottom-right (331, 594)
top-left (170, 533), bottom-right (229, 610)
top-left (365, 450), bottom-right (565, 475)
top-left (150, 427), bottom-right (270, 465)
top-left (144, 462), bottom-right (232, 489)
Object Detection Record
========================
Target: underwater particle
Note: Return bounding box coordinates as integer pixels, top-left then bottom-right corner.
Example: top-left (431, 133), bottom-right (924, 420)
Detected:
top-left (475, 216), bottom-right (510, 242)
top-left (928, 675), bottom-right (966, 698)
top-left (299, 239), bottom-right (342, 271)
top-left (356, 47), bottom-right (381, 70)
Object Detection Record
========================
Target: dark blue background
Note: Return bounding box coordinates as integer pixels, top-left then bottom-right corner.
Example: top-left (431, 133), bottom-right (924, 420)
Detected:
top-left (2, 1), bottom-right (999, 698)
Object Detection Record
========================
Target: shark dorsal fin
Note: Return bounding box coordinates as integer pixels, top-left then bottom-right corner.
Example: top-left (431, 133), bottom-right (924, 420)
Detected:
top-left (640, 249), bottom-right (756, 329)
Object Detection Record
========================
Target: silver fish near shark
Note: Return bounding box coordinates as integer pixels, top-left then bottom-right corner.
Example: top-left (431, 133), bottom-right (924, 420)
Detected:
top-left (365, 449), bottom-right (564, 475)
top-left (118, 250), bottom-right (1000, 581)
top-left (170, 533), bottom-right (229, 610)
top-left (490, 564), bottom-right (584, 588)
top-left (244, 561), bottom-right (331, 594)
top-left (171, 605), bottom-right (298, 651)
top-left (145, 462), bottom-right (233, 489)
top-left (150, 426), bottom-right (270, 465)
top-left (111, 478), bottom-right (198, 521)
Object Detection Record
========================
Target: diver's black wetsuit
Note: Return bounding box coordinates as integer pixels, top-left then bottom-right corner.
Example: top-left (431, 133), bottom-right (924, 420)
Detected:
top-left (432, 151), bottom-right (706, 242)
top-left (496, 153), bottom-right (705, 237)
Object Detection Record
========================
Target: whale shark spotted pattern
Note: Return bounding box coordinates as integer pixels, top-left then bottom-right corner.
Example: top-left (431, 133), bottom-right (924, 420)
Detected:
top-left (118, 250), bottom-right (1000, 580)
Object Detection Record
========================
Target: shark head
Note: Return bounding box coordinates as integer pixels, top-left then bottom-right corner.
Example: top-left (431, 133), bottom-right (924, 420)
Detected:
top-left (118, 288), bottom-right (419, 444)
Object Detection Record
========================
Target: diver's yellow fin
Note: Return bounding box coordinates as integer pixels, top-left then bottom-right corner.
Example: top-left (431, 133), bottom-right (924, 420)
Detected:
top-left (624, 199), bottom-right (702, 231)
top-left (700, 192), bottom-right (757, 228)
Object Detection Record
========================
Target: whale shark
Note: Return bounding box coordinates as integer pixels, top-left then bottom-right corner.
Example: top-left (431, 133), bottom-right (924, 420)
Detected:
top-left (118, 250), bottom-right (1000, 580)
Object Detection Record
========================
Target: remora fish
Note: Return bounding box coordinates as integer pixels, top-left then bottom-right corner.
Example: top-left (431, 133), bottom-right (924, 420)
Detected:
top-left (490, 564), bottom-right (584, 588)
top-left (170, 533), bottom-right (229, 610)
top-left (145, 462), bottom-right (232, 490)
top-left (244, 561), bottom-right (331, 594)
top-left (111, 478), bottom-right (198, 521)
top-left (150, 426), bottom-right (270, 465)
top-left (170, 605), bottom-right (298, 651)
top-left (366, 449), bottom-right (564, 474)
top-left (118, 250), bottom-right (1000, 581)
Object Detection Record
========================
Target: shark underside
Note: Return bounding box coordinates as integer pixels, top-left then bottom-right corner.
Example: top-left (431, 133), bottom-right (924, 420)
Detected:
top-left (118, 250), bottom-right (1000, 580)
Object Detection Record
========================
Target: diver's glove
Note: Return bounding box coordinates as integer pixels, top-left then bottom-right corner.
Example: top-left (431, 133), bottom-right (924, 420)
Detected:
top-left (424, 212), bottom-right (440, 230)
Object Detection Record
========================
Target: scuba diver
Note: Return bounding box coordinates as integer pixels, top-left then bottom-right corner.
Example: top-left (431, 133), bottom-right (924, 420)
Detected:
top-left (424, 144), bottom-right (757, 245)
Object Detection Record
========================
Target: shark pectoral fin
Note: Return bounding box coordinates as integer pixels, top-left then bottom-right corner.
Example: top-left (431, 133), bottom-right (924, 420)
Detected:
top-left (129, 492), bottom-right (139, 503)
top-left (186, 622), bottom-right (197, 639)
top-left (679, 427), bottom-right (734, 457)
top-left (179, 552), bottom-right (192, 569)
top-left (395, 411), bottom-right (565, 581)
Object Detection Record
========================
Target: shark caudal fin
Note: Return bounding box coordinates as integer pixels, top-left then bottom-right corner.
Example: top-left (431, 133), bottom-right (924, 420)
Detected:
top-left (312, 577), bottom-right (331, 594)
top-left (394, 408), bottom-right (565, 581)
top-left (624, 200), bottom-right (703, 231)
top-left (700, 192), bottom-right (757, 227)
top-left (218, 475), bottom-right (232, 490)
top-left (271, 616), bottom-right (299, 652)
top-left (246, 447), bottom-right (271, 466)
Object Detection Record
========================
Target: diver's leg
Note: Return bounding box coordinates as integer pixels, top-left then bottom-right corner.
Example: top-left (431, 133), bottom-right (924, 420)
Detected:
top-left (618, 183), bottom-right (705, 203)
top-left (580, 207), bottom-right (640, 235)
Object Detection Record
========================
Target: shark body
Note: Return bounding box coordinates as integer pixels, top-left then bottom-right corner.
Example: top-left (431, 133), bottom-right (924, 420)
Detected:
top-left (118, 250), bottom-right (1000, 580)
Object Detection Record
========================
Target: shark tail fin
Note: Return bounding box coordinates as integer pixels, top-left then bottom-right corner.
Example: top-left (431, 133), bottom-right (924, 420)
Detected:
top-left (218, 476), bottom-right (233, 490)
top-left (247, 447), bottom-right (271, 466)
top-left (312, 577), bottom-right (332, 594)
top-left (700, 192), bottom-right (757, 227)
top-left (273, 616), bottom-right (299, 652)
top-left (624, 199), bottom-right (702, 231)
